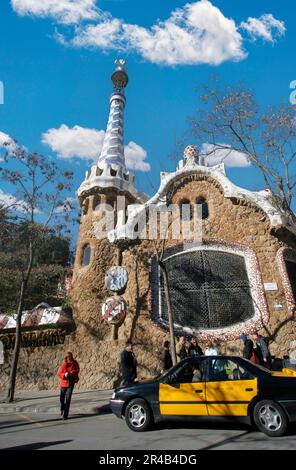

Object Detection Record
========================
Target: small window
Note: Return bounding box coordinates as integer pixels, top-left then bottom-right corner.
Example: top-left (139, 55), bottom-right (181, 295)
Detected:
top-left (106, 198), bottom-right (115, 211)
top-left (110, 168), bottom-right (117, 177)
top-left (93, 195), bottom-right (101, 211)
top-left (82, 198), bottom-right (89, 216)
top-left (180, 199), bottom-right (193, 221)
top-left (82, 244), bottom-right (91, 267)
top-left (196, 197), bottom-right (209, 220)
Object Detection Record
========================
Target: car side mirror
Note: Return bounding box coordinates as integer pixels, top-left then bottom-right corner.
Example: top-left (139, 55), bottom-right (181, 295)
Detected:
top-left (165, 374), bottom-right (180, 386)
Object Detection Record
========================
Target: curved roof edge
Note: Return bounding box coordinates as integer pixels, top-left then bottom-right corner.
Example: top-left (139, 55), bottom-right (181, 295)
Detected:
top-left (108, 161), bottom-right (296, 243)
top-left (148, 162), bottom-right (296, 236)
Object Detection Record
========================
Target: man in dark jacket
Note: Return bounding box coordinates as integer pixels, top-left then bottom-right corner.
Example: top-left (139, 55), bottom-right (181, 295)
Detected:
top-left (160, 340), bottom-right (173, 372)
top-left (240, 334), bottom-right (256, 361)
top-left (188, 337), bottom-right (203, 357)
top-left (120, 341), bottom-right (137, 386)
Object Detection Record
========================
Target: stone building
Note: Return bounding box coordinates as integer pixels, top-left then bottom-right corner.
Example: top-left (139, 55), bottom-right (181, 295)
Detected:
top-left (1, 60), bottom-right (296, 392)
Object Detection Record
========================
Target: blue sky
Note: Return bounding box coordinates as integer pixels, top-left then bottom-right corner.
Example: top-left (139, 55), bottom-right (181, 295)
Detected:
top-left (0, 0), bottom-right (296, 239)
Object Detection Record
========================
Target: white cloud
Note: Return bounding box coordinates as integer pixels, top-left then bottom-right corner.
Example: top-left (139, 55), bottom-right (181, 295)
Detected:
top-left (11, 1), bottom-right (285, 66)
top-left (201, 143), bottom-right (251, 168)
top-left (124, 141), bottom-right (150, 172)
top-left (0, 188), bottom-right (29, 212)
top-left (42, 124), bottom-right (105, 160)
top-left (11, 0), bottom-right (100, 24)
top-left (55, 196), bottom-right (78, 214)
top-left (240, 14), bottom-right (286, 43)
top-left (73, 18), bottom-right (122, 49)
top-left (0, 131), bottom-right (17, 153)
top-left (42, 124), bottom-right (150, 172)
top-left (72, 0), bottom-right (246, 66)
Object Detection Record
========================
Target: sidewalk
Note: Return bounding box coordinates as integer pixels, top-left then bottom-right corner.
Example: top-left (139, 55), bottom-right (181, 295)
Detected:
top-left (0, 388), bottom-right (113, 415)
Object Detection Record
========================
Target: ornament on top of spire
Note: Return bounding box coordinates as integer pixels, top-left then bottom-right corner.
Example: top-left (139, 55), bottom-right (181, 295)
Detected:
top-left (112, 59), bottom-right (128, 94)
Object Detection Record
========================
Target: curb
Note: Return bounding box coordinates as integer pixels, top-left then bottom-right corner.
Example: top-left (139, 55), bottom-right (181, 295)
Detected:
top-left (0, 403), bottom-right (111, 415)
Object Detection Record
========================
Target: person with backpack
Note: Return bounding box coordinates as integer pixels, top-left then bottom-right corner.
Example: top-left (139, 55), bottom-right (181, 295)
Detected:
top-left (240, 334), bottom-right (259, 364)
top-left (255, 333), bottom-right (271, 368)
top-left (58, 351), bottom-right (80, 420)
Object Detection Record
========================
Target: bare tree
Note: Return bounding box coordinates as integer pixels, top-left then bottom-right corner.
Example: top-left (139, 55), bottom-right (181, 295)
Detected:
top-left (190, 79), bottom-right (296, 222)
top-left (153, 238), bottom-right (177, 366)
top-left (0, 143), bottom-right (73, 402)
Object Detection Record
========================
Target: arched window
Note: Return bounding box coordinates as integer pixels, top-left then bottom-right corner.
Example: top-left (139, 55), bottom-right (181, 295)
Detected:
top-left (93, 195), bottom-right (101, 211)
top-left (196, 197), bottom-right (209, 220)
top-left (81, 244), bottom-right (91, 267)
top-left (158, 250), bottom-right (255, 330)
top-left (180, 198), bottom-right (193, 221)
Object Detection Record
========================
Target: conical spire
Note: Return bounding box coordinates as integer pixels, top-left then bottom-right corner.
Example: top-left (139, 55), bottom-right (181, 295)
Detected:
top-left (97, 59), bottom-right (128, 168)
top-left (77, 59), bottom-right (148, 203)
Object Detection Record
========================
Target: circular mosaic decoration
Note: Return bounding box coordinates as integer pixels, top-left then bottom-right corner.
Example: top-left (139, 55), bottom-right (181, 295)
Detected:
top-left (105, 266), bottom-right (128, 292)
top-left (102, 296), bottom-right (127, 325)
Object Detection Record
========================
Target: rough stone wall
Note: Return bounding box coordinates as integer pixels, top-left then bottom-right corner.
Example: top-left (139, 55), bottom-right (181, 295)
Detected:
top-left (1, 173), bottom-right (296, 392)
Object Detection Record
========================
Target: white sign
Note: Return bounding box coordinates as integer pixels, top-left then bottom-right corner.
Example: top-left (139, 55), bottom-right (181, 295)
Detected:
top-left (264, 282), bottom-right (278, 291)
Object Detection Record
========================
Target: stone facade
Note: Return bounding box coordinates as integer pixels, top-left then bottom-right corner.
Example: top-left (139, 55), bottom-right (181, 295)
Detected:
top-left (2, 160), bottom-right (296, 392)
top-left (1, 62), bottom-right (296, 393)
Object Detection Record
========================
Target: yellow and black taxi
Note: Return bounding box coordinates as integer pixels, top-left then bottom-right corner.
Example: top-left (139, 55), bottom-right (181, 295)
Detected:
top-left (110, 355), bottom-right (296, 437)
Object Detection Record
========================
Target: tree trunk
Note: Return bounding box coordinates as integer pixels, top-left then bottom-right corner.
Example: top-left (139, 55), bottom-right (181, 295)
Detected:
top-left (6, 241), bottom-right (33, 403)
top-left (159, 262), bottom-right (177, 366)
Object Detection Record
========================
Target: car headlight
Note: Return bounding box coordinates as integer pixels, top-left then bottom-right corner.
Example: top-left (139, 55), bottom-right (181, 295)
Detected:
top-left (111, 392), bottom-right (116, 399)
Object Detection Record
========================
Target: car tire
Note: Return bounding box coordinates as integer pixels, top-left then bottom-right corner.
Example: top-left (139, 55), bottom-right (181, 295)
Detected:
top-left (253, 400), bottom-right (288, 437)
top-left (125, 398), bottom-right (153, 432)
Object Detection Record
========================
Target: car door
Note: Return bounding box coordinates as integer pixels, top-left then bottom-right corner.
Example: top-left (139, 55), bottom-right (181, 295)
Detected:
top-left (205, 358), bottom-right (258, 416)
top-left (159, 359), bottom-right (208, 416)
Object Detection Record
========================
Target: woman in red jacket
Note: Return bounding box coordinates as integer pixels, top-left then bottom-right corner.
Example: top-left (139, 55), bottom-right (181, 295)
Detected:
top-left (58, 351), bottom-right (80, 420)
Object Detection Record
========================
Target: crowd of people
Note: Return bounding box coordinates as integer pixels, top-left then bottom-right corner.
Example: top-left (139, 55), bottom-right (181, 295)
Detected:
top-left (120, 332), bottom-right (272, 385)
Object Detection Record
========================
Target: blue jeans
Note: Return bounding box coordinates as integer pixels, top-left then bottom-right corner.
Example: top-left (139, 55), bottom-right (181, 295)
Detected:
top-left (60, 385), bottom-right (74, 418)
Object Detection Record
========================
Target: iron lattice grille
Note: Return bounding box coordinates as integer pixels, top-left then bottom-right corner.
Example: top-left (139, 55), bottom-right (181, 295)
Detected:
top-left (285, 260), bottom-right (296, 302)
top-left (160, 251), bottom-right (255, 330)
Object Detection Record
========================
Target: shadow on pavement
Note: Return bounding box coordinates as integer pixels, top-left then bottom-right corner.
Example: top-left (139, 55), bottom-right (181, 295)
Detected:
top-left (2, 440), bottom-right (72, 450)
top-left (0, 413), bottom-right (103, 431)
top-left (95, 404), bottom-right (111, 415)
top-left (153, 419), bottom-right (252, 433)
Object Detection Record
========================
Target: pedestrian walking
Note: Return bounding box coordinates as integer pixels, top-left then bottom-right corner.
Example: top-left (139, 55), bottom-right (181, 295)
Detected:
top-left (204, 341), bottom-right (218, 356)
top-left (240, 334), bottom-right (259, 364)
top-left (58, 351), bottom-right (80, 420)
top-left (175, 336), bottom-right (188, 363)
top-left (160, 340), bottom-right (173, 372)
top-left (120, 340), bottom-right (137, 385)
top-left (188, 337), bottom-right (203, 357)
top-left (255, 333), bottom-right (271, 368)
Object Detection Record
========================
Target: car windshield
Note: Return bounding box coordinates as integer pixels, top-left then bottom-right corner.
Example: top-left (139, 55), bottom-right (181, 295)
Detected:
top-left (243, 359), bottom-right (273, 375)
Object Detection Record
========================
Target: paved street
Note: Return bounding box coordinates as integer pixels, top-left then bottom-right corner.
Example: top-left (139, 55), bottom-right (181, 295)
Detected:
top-left (1, 412), bottom-right (296, 451)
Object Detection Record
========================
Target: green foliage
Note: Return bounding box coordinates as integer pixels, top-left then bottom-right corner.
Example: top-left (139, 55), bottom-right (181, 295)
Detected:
top-left (0, 222), bottom-right (71, 313)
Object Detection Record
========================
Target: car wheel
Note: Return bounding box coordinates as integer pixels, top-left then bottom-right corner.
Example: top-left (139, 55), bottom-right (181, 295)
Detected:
top-left (125, 398), bottom-right (153, 432)
top-left (253, 400), bottom-right (288, 437)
